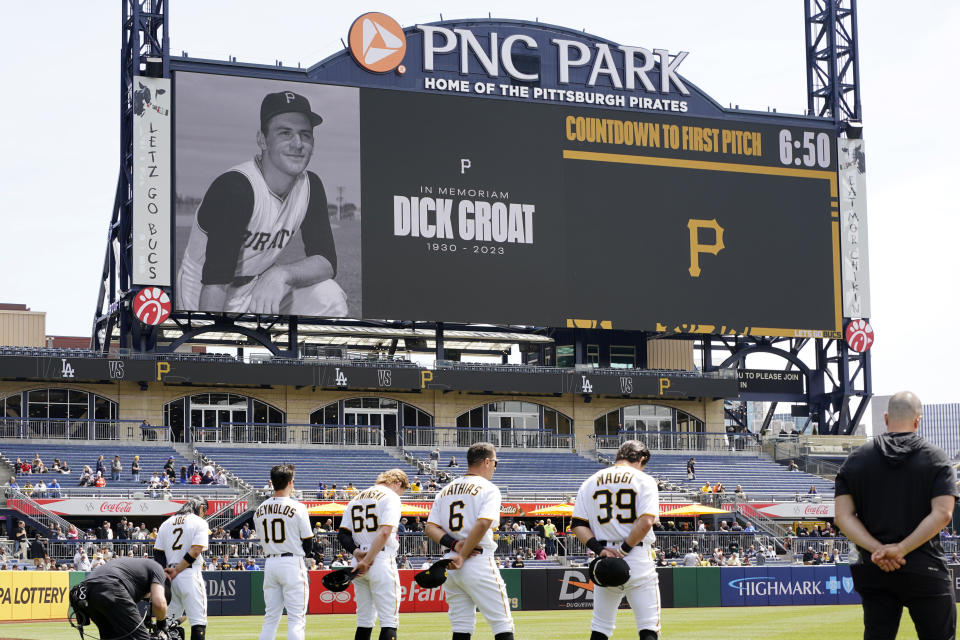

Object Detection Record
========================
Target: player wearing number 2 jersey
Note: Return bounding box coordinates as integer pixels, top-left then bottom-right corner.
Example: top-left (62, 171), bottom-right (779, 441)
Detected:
top-left (255, 464), bottom-right (314, 640)
top-left (154, 497), bottom-right (209, 640)
top-left (338, 468), bottom-right (410, 640)
top-left (572, 440), bottom-right (661, 640)
top-left (425, 443), bottom-right (515, 640)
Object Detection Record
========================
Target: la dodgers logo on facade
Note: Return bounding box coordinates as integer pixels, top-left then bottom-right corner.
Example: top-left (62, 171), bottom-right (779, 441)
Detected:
top-left (334, 367), bottom-right (348, 387)
top-left (349, 12), bottom-right (407, 73)
top-left (580, 375), bottom-right (593, 393)
top-left (61, 359), bottom-right (75, 378)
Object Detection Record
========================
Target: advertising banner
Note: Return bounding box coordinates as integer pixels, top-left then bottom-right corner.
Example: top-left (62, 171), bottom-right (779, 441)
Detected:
top-left (132, 75), bottom-right (172, 287)
top-left (719, 566), bottom-right (860, 607)
top-left (0, 571), bottom-right (70, 621)
top-left (499, 568), bottom-right (522, 610)
top-left (9, 497), bottom-right (186, 517)
top-left (837, 139), bottom-right (870, 318)
top-left (203, 571), bottom-right (252, 616)
top-left (309, 569), bottom-right (448, 615)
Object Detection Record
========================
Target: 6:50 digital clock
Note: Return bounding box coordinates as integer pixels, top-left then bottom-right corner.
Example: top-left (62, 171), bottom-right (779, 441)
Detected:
top-left (779, 129), bottom-right (833, 168)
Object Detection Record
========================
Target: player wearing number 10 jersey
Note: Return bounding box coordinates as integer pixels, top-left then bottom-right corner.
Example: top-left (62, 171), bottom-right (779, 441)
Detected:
top-left (255, 464), bottom-right (314, 640)
top-left (338, 469), bottom-right (410, 640)
top-left (572, 440), bottom-right (661, 640)
top-left (426, 442), bottom-right (515, 640)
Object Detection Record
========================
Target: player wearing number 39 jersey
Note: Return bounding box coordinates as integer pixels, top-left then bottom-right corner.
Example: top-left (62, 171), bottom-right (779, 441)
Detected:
top-left (154, 497), bottom-right (209, 640)
top-left (255, 464), bottom-right (314, 640)
top-left (338, 468), bottom-right (410, 640)
top-left (426, 443), bottom-right (515, 640)
top-left (572, 440), bottom-right (661, 640)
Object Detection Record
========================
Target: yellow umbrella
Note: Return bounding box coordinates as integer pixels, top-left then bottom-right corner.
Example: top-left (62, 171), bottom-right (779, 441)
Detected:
top-left (307, 502), bottom-right (347, 516)
top-left (659, 504), bottom-right (730, 517)
top-left (527, 503), bottom-right (575, 517)
top-left (401, 504), bottom-right (431, 517)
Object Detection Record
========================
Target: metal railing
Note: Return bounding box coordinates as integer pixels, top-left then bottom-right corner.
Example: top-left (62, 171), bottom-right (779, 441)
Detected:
top-left (593, 431), bottom-right (761, 453)
top-left (6, 486), bottom-right (242, 500)
top-left (402, 427), bottom-right (574, 450)
top-left (192, 424), bottom-right (384, 446)
top-left (0, 418), bottom-right (153, 441)
top-left (206, 489), bottom-right (257, 532)
top-left (4, 488), bottom-right (74, 534)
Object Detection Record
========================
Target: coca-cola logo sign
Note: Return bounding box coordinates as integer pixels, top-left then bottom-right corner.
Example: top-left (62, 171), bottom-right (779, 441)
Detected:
top-left (100, 501), bottom-right (133, 513)
top-left (801, 505), bottom-right (830, 516)
top-left (754, 502), bottom-right (835, 518)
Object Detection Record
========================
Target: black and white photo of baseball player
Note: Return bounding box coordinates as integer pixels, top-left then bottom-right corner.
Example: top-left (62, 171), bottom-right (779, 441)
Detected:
top-left (174, 75), bottom-right (361, 318)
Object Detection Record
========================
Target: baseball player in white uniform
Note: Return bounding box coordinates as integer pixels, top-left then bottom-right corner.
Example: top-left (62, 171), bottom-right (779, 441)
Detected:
top-left (254, 464), bottom-right (314, 640)
top-left (338, 468), bottom-right (410, 640)
top-left (176, 90), bottom-right (347, 317)
top-left (155, 497), bottom-right (209, 640)
top-left (425, 442), bottom-right (514, 640)
top-left (571, 440), bottom-right (661, 640)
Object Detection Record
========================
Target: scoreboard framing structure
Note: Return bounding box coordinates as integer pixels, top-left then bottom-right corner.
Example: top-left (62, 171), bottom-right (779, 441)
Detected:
top-left (94, 0), bottom-right (869, 435)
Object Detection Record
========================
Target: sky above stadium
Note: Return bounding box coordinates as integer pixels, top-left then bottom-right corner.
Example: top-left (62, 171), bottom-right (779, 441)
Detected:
top-left (1, 1), bottom-right (958, 410)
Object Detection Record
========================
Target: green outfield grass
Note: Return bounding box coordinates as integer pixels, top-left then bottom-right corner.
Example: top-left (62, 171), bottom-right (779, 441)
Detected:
top-left (2, 606), bottom-right (954, 640)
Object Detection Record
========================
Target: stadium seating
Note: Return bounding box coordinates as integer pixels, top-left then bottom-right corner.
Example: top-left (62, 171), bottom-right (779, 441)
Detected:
top-left (643, 453), bottom-right (834, 497)
top-left (1, 443), bottom-right (218, 493)
top-left (405, 449), bottom-right (606, 496)
top-left (197, 446), bottom-right (406, 493)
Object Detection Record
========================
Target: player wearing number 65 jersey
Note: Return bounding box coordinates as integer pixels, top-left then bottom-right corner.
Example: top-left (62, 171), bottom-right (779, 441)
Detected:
top-left (255, 464), bottom-right (314, 640)
top-left (154, 497), bottom-right (209, 640)
top-left (572, 440), bottom-right (661, 640)
top-left (338, 469), bottom-right (410, 640)
top-left (425, 443), bottom-right (515, 640)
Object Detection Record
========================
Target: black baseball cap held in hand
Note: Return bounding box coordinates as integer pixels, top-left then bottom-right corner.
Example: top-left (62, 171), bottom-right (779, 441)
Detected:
top-left (321, 567), bottom-right (356, 592)
top-left (414, 558), bottom-right (455, 589)
top-left (589, 556), bottom-right (630, 588)
top-left (260, 91), bottom-right (323, 129)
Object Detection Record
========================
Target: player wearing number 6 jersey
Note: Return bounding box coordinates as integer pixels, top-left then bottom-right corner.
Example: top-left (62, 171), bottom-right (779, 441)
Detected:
top-left (154, 497), bottom-right (209, 640)
top-left (572, 440), bottom-right (661, 640)
top-left (338, 469), bottom-right (410, 640)
top-left (255, 464), bottom-right (314, 640)
top-left (425, 443), bottom-right (515, 640)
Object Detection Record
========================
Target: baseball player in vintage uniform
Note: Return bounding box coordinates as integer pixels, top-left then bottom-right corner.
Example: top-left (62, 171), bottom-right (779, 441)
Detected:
top-left (176, 90), bottom-right (347, 317)
top-left (255, 464), bottom-right (314, 640)
top-left (154, 497), bottom-right (209, 640)
top-left (571, 440), bottom-right (661, 640)
top-left (425, 442), bottom-right (515, 640)
top-left (337, 468), bottom-right (410, 640)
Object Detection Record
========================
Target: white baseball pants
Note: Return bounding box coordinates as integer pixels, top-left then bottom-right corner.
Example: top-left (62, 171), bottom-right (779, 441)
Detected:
top-left (259, 555), bottom-right (309, 640)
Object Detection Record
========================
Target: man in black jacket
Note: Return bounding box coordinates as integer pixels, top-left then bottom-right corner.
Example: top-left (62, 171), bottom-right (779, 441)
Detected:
top-left (73, 557), bottom-right (169, 640)
top-left (835, 391), bottom-right (958, 640)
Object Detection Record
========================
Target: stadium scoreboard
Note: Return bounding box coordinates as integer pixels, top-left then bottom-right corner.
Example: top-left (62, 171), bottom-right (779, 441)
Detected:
top-left (151, 14), bottom-right (864, 339)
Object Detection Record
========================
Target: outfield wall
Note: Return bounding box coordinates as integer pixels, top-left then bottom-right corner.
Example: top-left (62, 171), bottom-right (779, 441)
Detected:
top-left (7, 566), bottom-right (959, 622)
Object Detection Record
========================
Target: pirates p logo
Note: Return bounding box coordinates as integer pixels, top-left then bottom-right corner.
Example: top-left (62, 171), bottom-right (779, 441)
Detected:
top-left (349, 12), bottom-right (407, 73)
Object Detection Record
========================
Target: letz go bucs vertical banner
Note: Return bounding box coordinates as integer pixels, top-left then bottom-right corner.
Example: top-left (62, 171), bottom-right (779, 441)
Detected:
top-left (132, 75), bottom-right (172, 286)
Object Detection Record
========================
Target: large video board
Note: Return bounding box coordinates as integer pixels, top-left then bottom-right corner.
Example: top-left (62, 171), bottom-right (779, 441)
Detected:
top-left (170, 15), bottom-right (849, 338)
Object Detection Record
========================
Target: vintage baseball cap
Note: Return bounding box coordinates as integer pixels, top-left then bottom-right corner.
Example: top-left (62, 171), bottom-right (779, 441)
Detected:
top-left (260, 91), bottom-right (323, 129)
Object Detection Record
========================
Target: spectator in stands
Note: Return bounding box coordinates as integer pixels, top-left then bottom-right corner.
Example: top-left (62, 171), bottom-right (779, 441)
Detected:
top-left (51, 458), bottom-right (61, 473)
top-left (687, 457), bottom-right (696, 480)
top-left (511, 554), bottom-right (525, 568)
top-left (409, 479), bottom-right (422, 494)
top-left (7, 477), bottom-right (18, 490)
top-left (59, 460), bottom-right (70, 474)
top-left (187, 460), bottom-right (199, 478)
top-left (534, 546), bottom-right (546, 560)
top-left (95, 455), bottom-right (106, 477)
top-left (718, 520), bottom-right (730, 532)
top-left (66, 523), bottom-right (78, 541)
top-left (714, 482), bottom-right (726, 495)
top-left (74, 550), bottom-right (91, 571)
top-left (201, 470), bottom-right (215, 485)
top-left (78, 466), bottom-right (93, 486)
top-left (148, 527), bottom-right (158, 540)
top-left (14, 521), bottom-right (28, 560)
top-left (28, 535), bottom-right (46, 561)
top-left (94, 472), bottom-right (106, 488)
top-left (787, 459), bottom-right (800, 472)
top-left (316, 481), bottom-right (326, 499)
top-left (730, 520), bottom-right (743, 532)
top-left (32, 454), bottom-right (46, 473)
top-left (245, 558), bottom-right (259, 570)
top-left (110, 455), bottom-right (122, 481)
top-left (140, 419), bottom-right (151, 440)
top-left (808, 484), bottom-right (819, 495)
top-left (190, 469), bottom-right (202, 484)
top-left (34, 479), bottom-right (47, 498)
top-left (682, 548), bottom-right (700, 566)
top-left (130, 455), bottom-right (140, 483)
top-left (427, 478), bottom-right (439, 493)
top-left (397, 555), bottom-right (412, 569)
top-left (802, 546), bottom-right (815, 564)
top-left (830, 548), bottom-right (841, 564)
top-left (397, 518), bottom-right (407, 534)
top-left (201, 459), bottom-right (215, 477)
top-left (345, 482), bottom-right (358, 498)
top-left (14, 457), bottom-right (23, 475)
top-left (725, 552), bottom-right (742, 566)
top-left (429, 447), bottom-right (440, 472)
top-left (543, 518), bottom-right (557, 556)
top-left (330, 554), bottom-right (349, 568)
top-left (700, 481), bottom-right (712, 493)
top-left (448, 456), bottom-right (458, 467)
top-left (164, 456), bottom-right (176, 479)
top-left (19, 459), bottom-right (32, 475)
top-left (698, 521), bottom-right (708, 532)
top-left (22, 481), bottom-right (33, 496)
top-left (743, 522), bottom-right (756, 533)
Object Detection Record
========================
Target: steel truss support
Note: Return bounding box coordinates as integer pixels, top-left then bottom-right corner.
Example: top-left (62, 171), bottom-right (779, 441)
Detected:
top-left (93, 0), bottom-right (169, 352)
top-left (702, 333), bottom-right (870, 436)
top-left (805, 0), bottom-right (862, 122)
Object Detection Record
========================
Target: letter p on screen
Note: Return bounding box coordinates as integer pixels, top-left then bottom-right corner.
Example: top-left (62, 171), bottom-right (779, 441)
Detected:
top-left (687, 218), bottom-right (725, 277)
top-left (156, 362), bottom-right (171, 381)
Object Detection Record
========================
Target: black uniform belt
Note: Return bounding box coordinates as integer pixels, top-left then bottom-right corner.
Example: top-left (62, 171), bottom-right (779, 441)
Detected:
top-left (267, 552), bottom-right (295, 557)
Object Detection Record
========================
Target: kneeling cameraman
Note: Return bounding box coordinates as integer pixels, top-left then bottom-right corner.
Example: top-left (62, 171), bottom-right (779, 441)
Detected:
top-left (71, 557), bottom-right (169, 640)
